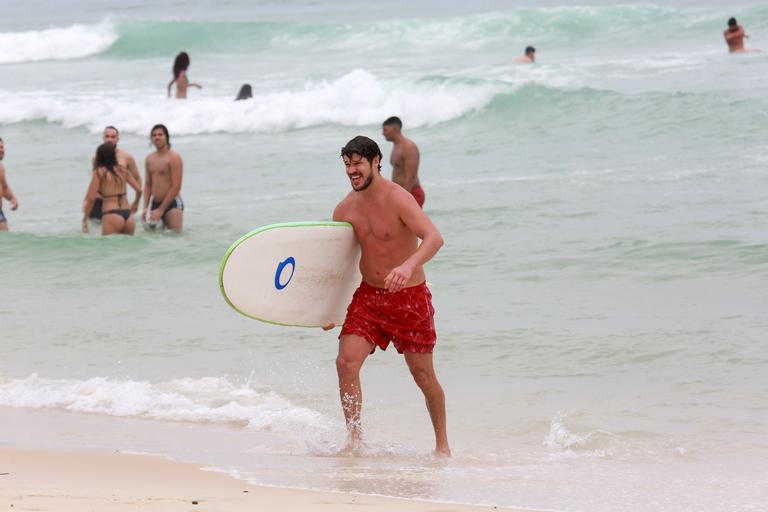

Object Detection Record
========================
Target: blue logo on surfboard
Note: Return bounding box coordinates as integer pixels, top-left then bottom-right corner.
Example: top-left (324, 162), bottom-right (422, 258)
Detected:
top-left (274, 257), bottom-right (296, 290)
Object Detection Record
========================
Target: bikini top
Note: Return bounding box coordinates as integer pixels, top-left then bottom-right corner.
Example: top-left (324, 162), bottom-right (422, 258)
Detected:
top-left (97, 168), bottom-right (126, 202)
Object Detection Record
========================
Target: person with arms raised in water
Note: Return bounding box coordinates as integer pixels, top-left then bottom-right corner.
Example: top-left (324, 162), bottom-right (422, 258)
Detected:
top-left (382, 116), bottom-right (426, 208)
top-left (87, 126), bottom-right (142, 222)
top-left (724, 18), bottom-right (760, 53)
top-left (0, 138), bottom-right (19, 232)
top-left (167, 51), bottom-right (202, 99)
top-left (82, 143), bottom-right (141, 236)
top-left (142, 124), bottom-right (184, 232)
top-left (324, 135), bottom-right (450, 456)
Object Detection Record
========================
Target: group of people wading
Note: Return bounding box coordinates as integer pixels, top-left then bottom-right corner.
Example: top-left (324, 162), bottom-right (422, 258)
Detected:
top-left (83, 124), bottom-right (184, 236)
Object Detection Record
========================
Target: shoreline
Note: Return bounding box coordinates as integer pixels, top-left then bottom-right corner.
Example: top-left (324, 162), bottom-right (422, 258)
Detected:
top-left (0, 447), bottom-right (525, 512)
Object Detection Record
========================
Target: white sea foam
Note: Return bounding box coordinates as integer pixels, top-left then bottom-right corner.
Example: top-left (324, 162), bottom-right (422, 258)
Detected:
top-left (0, 69), bottom-right (505, 134)
top-left (543, 411), bottom-right (618, 457)
top-left (0, 373), bottom-right (331, 432)
top-left (0, 21), bottom-right (117, 64)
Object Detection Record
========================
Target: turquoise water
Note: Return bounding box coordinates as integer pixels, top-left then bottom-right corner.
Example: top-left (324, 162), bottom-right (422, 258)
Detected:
top-left (1, 2), bottom-right (767, 510)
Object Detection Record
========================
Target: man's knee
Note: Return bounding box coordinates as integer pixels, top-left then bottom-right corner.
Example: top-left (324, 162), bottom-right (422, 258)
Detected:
top-left (409, 366), bottom-right (437, 390)
top-left (336, 353), bottom-right (363, 379)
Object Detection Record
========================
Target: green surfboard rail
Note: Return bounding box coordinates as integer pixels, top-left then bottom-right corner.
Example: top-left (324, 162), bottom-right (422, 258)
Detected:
top-left (218, 221), bottom-right (354, 327)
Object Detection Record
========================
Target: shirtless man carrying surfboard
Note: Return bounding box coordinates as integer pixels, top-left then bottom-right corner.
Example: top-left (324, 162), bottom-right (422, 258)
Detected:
top-left (325, 135), bottom-right (451, 456)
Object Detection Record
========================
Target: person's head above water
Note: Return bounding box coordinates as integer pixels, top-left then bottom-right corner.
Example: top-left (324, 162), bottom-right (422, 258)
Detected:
top-left (235, 83), bottom-right (253, 101)
top-left (728, 17), bottom-right (738, 30)
top-left (172, 52), bottom-right (191, 79)
top-left (516, 46), bottom-right (536, 64)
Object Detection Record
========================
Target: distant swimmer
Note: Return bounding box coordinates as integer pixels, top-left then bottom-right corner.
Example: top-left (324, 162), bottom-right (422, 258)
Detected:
top-left (516, 46), bottom-right (536, 64)
top-left (724, 18), bottom-right (760, 53)
top-left (235, 83), bottom-right (253, 101)
top-left (0, 138), bottom-right (19, 232)
top-left (325, 135), bottom-right (450, 456)
top-left (382, 116), bottom-right (425, 208)
top-left (167, 51), bottom-right (202, 99)
top-left (142, 124), bottom-right (184, 232)
top-left (82, 143), bottom-right (141, 236)
top-left (87, 126), bottom-right (142, 222)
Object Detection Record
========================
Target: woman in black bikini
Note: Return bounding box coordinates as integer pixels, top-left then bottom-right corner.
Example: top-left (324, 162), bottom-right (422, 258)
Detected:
top-left (82, 143), bottom-right (141, 236)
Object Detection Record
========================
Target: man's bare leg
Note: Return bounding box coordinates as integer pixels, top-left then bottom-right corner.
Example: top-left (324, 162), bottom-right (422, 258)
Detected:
top-left (336, 334), bottom-right (372, 450)
top-left (0, 222), bottom-right (7, 232)
top-left (404, 352), bottom-right (451, 456)
top-left (163, 208), bottom-right (183, 233)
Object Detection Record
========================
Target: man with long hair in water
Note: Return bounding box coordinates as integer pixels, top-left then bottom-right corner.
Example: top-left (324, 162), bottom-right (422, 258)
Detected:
top-left (167, 51), bottom-right (202, 99)
top-left (142, 124), bottom-right (184, 232)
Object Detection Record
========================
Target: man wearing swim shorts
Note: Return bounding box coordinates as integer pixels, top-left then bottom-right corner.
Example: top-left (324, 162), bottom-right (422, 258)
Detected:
top-left (383, 116), bottom-right (426, 208)
top-left (142, 124), bottom-right (184, 232)
top-left (0, 138), bottom-right (19, 232)
top-left (324, 135), bottom-right (450, 456)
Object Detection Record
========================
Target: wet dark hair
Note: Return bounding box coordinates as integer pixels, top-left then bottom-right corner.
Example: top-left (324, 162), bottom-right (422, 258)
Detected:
top-left (172, 52), bottom-right (191, 80)
top-left (150, 124), bottom-right (171, 148)
top-left (382, 116), bottom-right (402, 128)
top-left (235, 83), bottom-right (253, 101)
top-left (340, 136), bottom-right (382, 173)
top-left (526, 46), bottom-right (536, 54)
top-left (728, 18), bottom-right (737, 27)
top-left (94, 143), bottom-right (121, 183)
top-left (104, 125), bottom-right (119, 135)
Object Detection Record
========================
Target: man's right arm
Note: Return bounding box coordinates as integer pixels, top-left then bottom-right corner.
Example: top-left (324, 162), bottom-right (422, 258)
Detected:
top-left (142, 157), bottom-right (152, 220)
top-left (332, 201), bottom-right (346, 222)
top-left (725, 27), bottom-right (745, 42)
top-left (323, 200), bottom-right (349, 330)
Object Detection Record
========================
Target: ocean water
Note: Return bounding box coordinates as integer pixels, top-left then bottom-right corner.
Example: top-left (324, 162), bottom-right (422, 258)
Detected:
top-left (1, 1), bottom-right (767, 511)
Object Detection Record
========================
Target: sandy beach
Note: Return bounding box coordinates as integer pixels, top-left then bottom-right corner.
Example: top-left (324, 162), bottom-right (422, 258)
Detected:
top-left (0, 448), bottom-right (521, 512)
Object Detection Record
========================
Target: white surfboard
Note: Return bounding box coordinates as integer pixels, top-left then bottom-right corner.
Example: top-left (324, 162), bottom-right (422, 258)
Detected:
top-left (219, 221), bottom-right (361, 327)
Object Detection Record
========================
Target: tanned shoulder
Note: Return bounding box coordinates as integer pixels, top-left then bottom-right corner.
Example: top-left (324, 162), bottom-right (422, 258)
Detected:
top-left (333, 192), bottom-right (355, 222)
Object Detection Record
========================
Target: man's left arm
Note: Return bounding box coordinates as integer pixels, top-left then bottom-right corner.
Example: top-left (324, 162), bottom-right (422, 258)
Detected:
top-left (401, 145), bottom-right (420, 192)
top-left (0, 166), bottom-right (18, 209)
top-left (384, 190), bottom-right (444, 292)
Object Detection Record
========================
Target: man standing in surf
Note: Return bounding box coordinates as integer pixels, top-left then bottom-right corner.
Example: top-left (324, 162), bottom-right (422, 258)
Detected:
top-left (142, 124), bottom-right (184, 232)
top-left (325, 135), bottom-right (450, 456)
top-left (382, 117), bottom-right (426, 208)
top-left (0, 138), bottom-right (19, 232)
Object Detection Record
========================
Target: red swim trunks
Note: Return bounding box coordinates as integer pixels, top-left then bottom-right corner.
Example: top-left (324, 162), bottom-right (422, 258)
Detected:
top-left (410, 185), bottom-right (425, 208)
top-left (340, 281), bottom-right (437, 354)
